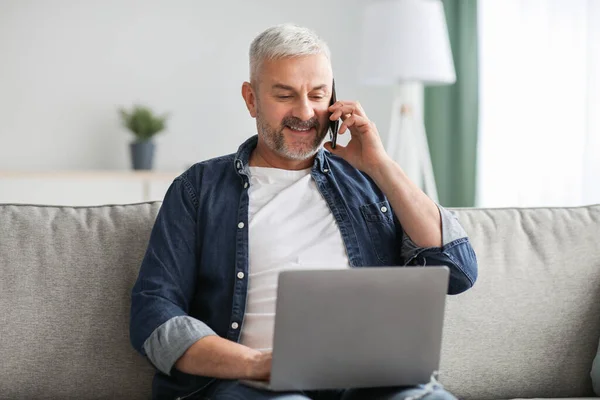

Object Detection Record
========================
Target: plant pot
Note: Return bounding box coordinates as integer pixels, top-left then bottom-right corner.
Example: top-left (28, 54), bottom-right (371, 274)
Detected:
top-left (130, 141), bottom-right (155, 170)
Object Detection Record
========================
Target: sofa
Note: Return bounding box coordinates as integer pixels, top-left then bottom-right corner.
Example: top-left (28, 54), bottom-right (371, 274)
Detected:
top-left (1, 201), bottom-right (599, 399)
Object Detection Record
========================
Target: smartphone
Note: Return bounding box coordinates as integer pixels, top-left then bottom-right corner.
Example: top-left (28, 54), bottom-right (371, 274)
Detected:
top-left (329, 79), bottom-right (339, 149)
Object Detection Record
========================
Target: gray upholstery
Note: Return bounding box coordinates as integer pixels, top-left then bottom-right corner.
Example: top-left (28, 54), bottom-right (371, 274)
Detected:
top-left (442, 205), bottom-right (600, 399)
top-left (1, 202), bottom-right (599, 399)
top-left (0, 203), bottom-right (159, 400)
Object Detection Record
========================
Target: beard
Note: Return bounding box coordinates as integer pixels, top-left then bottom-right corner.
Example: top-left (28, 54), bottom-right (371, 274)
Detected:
top-left (256, 110), bottom-right (329, 161)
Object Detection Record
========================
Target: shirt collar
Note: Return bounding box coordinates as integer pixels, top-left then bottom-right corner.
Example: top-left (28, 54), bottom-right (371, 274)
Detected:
top-left (233, 135), bottom-right (329, 175)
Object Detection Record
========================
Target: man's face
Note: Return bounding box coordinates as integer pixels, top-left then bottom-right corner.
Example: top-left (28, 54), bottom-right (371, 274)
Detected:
top-left (252, 54), bottom-right (333, 161)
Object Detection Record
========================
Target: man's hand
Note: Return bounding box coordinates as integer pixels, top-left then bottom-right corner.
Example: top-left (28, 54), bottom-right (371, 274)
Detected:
top-left (246, 350), bottom-right (272, 381)
top-left (324, 100), bottom-right (392, 176)
top-left (324, 99), bottom-right (443, 248)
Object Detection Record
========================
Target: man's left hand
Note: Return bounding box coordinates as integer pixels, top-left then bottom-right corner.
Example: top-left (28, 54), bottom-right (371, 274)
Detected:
top-left (323, 101), bottom-right (391, 176)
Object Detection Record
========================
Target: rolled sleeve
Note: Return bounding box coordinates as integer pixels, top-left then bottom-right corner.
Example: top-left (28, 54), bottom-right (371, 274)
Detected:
top-left (438, 205), bottom-right (468, 245)
top-left (400, 204), bottom-right (478, 295)
top-left (144, 316), bottom-right (216, 376)
top-left (400, 204), bottom-right (467, 261)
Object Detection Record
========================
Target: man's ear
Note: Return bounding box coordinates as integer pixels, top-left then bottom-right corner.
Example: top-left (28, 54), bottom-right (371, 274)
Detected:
top-left (241, 82), bottom-right (257, 118)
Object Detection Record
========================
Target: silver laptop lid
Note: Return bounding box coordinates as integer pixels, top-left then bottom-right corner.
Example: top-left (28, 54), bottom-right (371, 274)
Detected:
top-left (269, 266), bottom-right (450, 391)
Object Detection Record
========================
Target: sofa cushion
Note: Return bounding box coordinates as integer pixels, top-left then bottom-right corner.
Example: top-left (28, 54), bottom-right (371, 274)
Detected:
top-left (3, 201), bottom-right (600, 399)
top-left (0, 203), bottom-right (159, 399)
top-left (441, 205), bottom-right (600, 399)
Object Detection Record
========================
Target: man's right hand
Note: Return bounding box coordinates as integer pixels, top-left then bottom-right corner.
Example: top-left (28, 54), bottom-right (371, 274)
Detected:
top-left (174, 335), bottom-right (273, 381)
top-left (246, 350), bottom-right (272, 381)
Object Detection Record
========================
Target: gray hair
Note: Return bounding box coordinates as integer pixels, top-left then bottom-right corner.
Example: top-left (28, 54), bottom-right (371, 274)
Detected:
top-left (249, 24), bottom-right (331, 83)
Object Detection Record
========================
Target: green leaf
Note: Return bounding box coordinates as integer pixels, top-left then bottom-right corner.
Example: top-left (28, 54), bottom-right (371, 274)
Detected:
top-left (118, 104), bottom-right (169, 141)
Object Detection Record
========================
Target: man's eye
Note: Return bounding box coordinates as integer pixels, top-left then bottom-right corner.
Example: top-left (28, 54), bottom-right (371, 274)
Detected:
top-left (277, 96), bottom-right (292, 99)
top-left (311, 96), bottom-right (325, 100)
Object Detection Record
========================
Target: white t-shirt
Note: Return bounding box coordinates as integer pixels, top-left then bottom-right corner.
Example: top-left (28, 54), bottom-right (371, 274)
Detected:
top-left (239, 166), bottom-right (350, 351)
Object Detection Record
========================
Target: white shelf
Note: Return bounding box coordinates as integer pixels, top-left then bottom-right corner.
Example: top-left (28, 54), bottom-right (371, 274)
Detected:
top-left (0, 170), bottom-right (183, 206)
top-left (0, 170), bottom-right (181, 180)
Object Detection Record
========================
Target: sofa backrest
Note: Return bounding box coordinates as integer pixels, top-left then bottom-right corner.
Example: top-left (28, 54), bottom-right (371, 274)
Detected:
top-left (442, 204), bottom-right (600, 399)
top-left (2, 202), bottom-right (600, 399)
top-left (0, 203), bottom-right (160, 399)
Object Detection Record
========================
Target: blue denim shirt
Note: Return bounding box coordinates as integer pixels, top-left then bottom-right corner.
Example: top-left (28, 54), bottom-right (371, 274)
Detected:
top-left (130, 135), bottom-right (478, 399)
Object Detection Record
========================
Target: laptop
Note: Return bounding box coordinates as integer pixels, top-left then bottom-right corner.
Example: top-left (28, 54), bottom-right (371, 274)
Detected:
top-left (240, 266), bottom-right (450, 391)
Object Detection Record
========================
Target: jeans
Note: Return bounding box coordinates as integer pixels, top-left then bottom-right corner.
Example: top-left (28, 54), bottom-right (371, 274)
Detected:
top-left (197, 380), bottom-right (457, 400)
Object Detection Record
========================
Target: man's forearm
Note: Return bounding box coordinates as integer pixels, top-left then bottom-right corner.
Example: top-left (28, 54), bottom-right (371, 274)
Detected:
top-left (174, 335), bottom-right (267, 380)
top-left (369, 157), bottom-right (442, 248)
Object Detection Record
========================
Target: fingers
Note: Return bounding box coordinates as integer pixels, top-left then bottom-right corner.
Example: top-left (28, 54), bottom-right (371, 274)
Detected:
top-left (328, 101), bottom-right (366, 119)
top-left (338, 114), bottom-right (371, 135)
top-left (330, 109), bottom-right (353, 122)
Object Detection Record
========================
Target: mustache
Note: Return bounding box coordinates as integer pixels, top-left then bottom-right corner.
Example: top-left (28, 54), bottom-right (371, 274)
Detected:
top-left (281, 116), bottom-right (320, 131)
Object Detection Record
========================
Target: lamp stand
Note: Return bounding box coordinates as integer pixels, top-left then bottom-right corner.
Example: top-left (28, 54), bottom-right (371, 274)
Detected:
top-left (385, 83), bottom-right (439, 202)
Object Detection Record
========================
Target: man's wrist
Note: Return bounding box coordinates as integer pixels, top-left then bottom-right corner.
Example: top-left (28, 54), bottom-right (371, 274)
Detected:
top-left (242, 348), bottom-right (263, 379)
top-left (367, 155), bottom-right (397, 186)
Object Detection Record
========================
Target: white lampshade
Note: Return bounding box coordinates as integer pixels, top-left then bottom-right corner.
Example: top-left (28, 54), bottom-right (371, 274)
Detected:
top-left (359, 0), bottom-right (456, 86)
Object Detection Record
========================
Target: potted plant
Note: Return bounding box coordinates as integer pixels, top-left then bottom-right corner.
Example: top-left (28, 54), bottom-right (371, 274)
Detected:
top-left (119, 104), bottom-right (169, 170)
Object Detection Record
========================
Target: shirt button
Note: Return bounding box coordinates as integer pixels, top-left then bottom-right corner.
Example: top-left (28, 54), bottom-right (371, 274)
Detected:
top-left (238, 222), bottom-right (245, 229)
top-left (236, 161), bottom-right (242, 169)
top-left (323, 168), bottom-right (329, 173)
top-left (244, 182), bottom-right (249, 189)
top-left (237, 272), bottom-right (245, 279)
top-left (231, 322), bottom-right (239, 330)
top-left (381, 206), bottom-right (388, 213)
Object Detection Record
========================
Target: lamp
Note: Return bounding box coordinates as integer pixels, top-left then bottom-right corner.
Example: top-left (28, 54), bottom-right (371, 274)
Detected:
top-left (358, 0), bottom-right (455, 202)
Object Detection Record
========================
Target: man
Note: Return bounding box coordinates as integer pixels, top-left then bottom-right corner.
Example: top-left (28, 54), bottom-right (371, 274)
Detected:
top-left (130, 24), bottom-right (478, 400)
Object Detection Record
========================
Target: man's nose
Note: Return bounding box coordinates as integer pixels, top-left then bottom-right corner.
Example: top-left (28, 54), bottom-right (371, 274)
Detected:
top-left (292, 97), bottom-right (315, 121)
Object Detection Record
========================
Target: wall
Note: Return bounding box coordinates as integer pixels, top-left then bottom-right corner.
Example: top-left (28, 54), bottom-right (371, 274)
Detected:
top-left (0, 0), bottom-right (394, 173)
